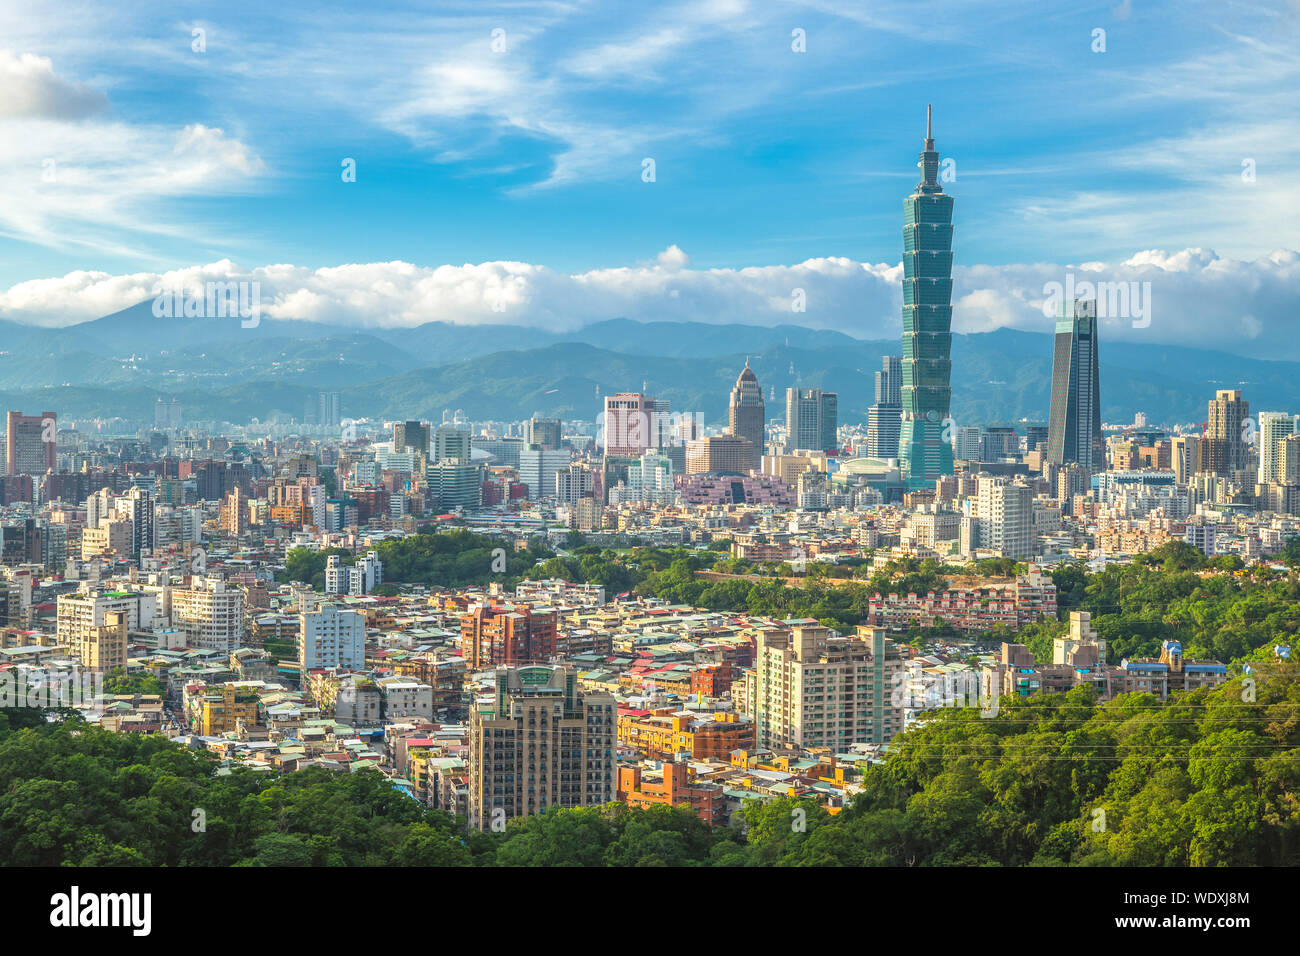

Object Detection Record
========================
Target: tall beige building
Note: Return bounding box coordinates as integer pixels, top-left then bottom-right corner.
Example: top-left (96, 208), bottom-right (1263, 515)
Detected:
top-left (685, 434), bottom-right (755, 475)
top-left (741, 625), bottom-right (904, 751)
top-left (1170, 435), bottom-right (1200, 486)
top-left (468, 664), bottom-right (616, 830)
top-left (79, 610), bottom-right (129, 672)
top-left (169, 577), bottom-right (245, 654)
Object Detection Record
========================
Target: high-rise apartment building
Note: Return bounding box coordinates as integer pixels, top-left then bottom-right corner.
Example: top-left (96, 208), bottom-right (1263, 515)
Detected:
top-left (867, 356), bottom-right (903, 459)
top-left (77, 609), bottom-right (129, 672)
top-left (741, 625), bottom-right (904, 750)
top-left (784, 388), bottom-right (838, 453)
top-left (467, 664), bottom-right (616, 829)
top-left (728, 361), bottom-right (765, 471)
top-left (299, 601), bottom-right (365, 671)
top-left (1046, 299), bottom-right (1103, 472)
top-left (1280, 433), bottom-right (1300, 485)
top-left (461, 602), bottom-right (558, 668)
top-left (5, 411), bottom-right (56, 476)
top-left (554, 463), bottom-right (595, 503)
top-left (57, 589), bottom-right (158, 648)
top-left (897, 106), bottom-right (956, 489)
top-left (974, 477), bottom-right (1035, 559)
top-left (170, 577), bottom-right (245, 654)
top-left (1256, 412), bottom-right (1297, 485)
top-left (1171, 435), bottom-right (1201, 486)
top-left (1202, 389), bottom-right (1250, 476)
top-left (325, 550), bottom-right (383, 595)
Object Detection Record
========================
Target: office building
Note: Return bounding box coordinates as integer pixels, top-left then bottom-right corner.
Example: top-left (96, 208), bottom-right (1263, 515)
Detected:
top-left (432, 426), bottom-right (472, 462)
top-left (5, 410), bottom-right (56, 476)
top-left (686, 434), bottom-right (755, 475)
top-left (393, 420), bottom-right (430, 456)
top-left (527, 417), bottom-right (563, 450)
top-left (741, 625), bottom-right (904, 750)
top-left (603, 392), bottom-right (670, 456)
top-left (897, 106), bottom-right (956, 489)
top-left (952, 425), bottom-right (981, 462)
top-left (867, 356), bottom-right (903, 459)
top-left (467, 664), bottom-right (616, 829)
top-left (427, 459), bottom-right (483, 511)
top-left (784, 388), bottom-right (838, 453)
top-left (728, 361), bottom-right (766, 471)
top-left (1171, 435), bottom-right (1200, 486)
top-left (518, 445), bottom-right (569, 500)
top-left (1046, 299), bottom-right (1103, 472)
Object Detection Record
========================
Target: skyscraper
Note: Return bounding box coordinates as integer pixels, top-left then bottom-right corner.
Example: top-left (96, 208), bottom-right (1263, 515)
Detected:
top-left (784, 388), bottom-right (837, 453)
top-left (393, 420), bottom-right (430, 455)
top-left (5, 410), bottom-right (56, 476)
top-left (603, 392), bottom-right (670, 456)
top-left (1046, 299), bottom-right (1104, 472)
top-left (897, 106), bottom-right (955, 488)
top-left (867, 356), bottom-right (903, 459)
top-left (527, 417), bottom-right (563, 450)
top-left (728, 360), bottom-right (765, 470)
top-left (1202, 389), bottom-right (1249, 476)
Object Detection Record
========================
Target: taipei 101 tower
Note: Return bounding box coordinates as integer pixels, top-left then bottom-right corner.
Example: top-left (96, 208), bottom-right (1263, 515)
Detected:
top-left (897, 105), bottom-right (955, 489)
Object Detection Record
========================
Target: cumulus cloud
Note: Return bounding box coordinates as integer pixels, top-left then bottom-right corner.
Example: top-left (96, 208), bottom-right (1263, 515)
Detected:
top-left (3, 245), bottom-right (1298, 361)
top-left (0, 50), bottom-right (106, 120)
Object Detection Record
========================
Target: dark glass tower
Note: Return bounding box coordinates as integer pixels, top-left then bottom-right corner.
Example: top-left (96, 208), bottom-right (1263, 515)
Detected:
top-left (898, 105), bottom-right (955, 489)
top-left (1046, 299), bottom-right (1103, 472)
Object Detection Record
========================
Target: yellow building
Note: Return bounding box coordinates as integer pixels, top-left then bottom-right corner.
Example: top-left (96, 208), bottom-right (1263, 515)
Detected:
top-left (200, 684), bottom-right (260, 736)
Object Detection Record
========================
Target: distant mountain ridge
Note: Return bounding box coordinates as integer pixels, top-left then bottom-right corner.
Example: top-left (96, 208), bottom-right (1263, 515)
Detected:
top-left (1, 303), bottom-right (1296, 428)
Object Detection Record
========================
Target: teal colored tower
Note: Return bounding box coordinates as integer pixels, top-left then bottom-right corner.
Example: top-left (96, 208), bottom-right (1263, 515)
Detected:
top-left (898, 104), bottom-right (955, 489)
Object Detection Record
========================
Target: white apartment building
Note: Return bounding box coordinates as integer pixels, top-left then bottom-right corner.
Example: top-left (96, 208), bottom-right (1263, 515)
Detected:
top-left (169, 577), bottom-right (245, 654)
top-left (324, 550), bottom-right (383, 595)
top-left (299, 603), bottom-right (365, 670)
top-left (974, 477), bottom-right (1035, 558)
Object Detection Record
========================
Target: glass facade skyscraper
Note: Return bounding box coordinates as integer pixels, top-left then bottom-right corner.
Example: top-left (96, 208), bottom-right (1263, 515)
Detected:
top-left (898, 106), bottom-right (955, 489)
top-left (1046, 299), bottom-right (1103, 472)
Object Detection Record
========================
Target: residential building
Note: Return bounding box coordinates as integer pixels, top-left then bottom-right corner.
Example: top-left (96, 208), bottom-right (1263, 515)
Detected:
top-left (467, 664), bottom-right (616, 829)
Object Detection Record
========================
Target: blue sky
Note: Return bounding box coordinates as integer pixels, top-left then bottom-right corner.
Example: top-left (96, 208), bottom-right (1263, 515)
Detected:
top-left (1, 0), bottom-right (1298, 355)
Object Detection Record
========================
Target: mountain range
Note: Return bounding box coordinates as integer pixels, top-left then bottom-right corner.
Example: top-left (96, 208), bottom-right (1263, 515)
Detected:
top-left (1, 302), bottom-right (1294, 429)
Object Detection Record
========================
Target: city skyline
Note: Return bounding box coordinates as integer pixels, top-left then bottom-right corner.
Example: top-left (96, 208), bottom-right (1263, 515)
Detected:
top-left (0, 1), bottom-right (1298, 362)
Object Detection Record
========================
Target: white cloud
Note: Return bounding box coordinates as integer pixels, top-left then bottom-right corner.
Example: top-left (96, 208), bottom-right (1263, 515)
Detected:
top-left (4, 245), bottom-right (1299, 360)
top-left (0, 50), bottom-right (106, 119)
top-left (0, 50), bottom-right (267, 258)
